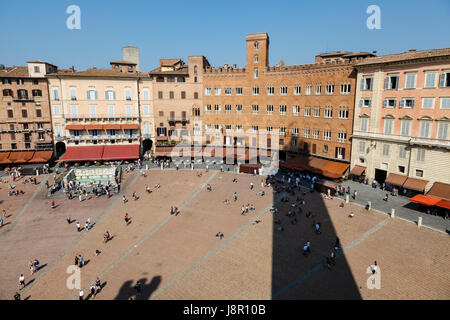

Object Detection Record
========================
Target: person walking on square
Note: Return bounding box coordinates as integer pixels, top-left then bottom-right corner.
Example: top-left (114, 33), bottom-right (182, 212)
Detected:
top-left (76, 222), bottom-right (81, 232)
top-left (125, 213), bottom-right (130, 226)
top-left (233, 192), bottom-right (237, 202)
top-left (19, 274), bottom-right (25, 290)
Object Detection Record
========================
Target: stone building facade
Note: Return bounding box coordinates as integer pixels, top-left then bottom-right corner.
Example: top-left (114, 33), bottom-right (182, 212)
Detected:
top-left (351, 48), bottom-right (450, 193)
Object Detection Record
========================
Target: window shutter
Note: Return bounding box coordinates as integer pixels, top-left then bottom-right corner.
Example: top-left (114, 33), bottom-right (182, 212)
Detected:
top-left (384, 77), bottom-right (389, 89)
top-left (395, 76), bottom-right (399, 89)
top-left (360, 80), bottom-right (364, 91)
top-left (439, 73), bottom-right (446, 87)
top-left (411, 100), bottom-right (415, 107)
top-left (400, 99), bottom-right (405, 107)
top-left (105, 91), bottom-right (108, 100)
top-left (359, 100), bottom-right (363, 107)
top-left (384, 99), bottom-right (387, 107)
top-left (94, 91), bottom-right (98, 100)
top-left (393, 99), bottom-right (397, 107)
top-left (86, 90), bottom-right (90, 100)
top-left (369, 100), bottom-right (372, 107)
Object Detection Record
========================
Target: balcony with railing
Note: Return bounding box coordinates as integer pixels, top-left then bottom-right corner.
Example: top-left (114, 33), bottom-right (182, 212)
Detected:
top-left (66, 134), bottom-right (140, 142)
top-left (167, 116), bottom-right (190, 125)
top-left (64, 114), bottom-right (139, 121)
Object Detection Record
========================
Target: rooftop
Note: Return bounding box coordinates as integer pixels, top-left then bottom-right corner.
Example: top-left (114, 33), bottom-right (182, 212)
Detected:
top-left (357, 47), bottom-right (450, 66)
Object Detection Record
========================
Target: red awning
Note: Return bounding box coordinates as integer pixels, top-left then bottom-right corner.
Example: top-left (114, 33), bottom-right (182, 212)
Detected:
top-left (436, 199), bottom-right (450, 210)
top-left (85, 125), bottom-right (104, 130)
top-left (102, 144), bottom-right (139, 161)
top-left (28, 151), bottom-right (53, 163)
top-left (409, 194), bottom-right (441, 206)
top-left (58, 146), bottom-right (104, 162)
top-left (104, 124), bottom-right (122, 130)
top-left (121, 124), bottom-right (139, 130)
top-left (66, 125), bottom-right (85, 130)
top-left (0, 152), bottom-right (11, 164)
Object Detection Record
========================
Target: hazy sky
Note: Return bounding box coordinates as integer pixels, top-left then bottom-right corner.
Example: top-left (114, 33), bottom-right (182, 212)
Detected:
top-left (1, 0), bottom-right (449, 71)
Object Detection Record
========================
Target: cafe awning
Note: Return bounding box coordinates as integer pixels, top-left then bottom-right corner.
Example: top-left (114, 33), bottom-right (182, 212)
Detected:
top-left (385, 173), bottom-right (408, 187)
top-left (66, 125), bottom-right (85, 130)
top-left (84, 125), bottom-right (104, 130)
top-left (350, 165), bottom-right (366, 176)
top-left (121, 124), bottom-right (139, 130)
top-left (403, 177), bottom-right (429, 193)
top-left (7, 151), bottom-right (35, 164)
top-left (102, 144), bottom-right (139, 161)
top-left (426, 182), bottom-right (450, 201)
top-left (104, 124), bottom-right (122, 130)
top-left (0, 152), bottom-right (11, 164)
top-left (28, 151), bottom-right (53, 163)
top-left (409, 194), bottom-right (442, 206)
top-left (436, 199), bottom-right (450, 210)
top-left (58, 146), bottom-right (104, 162)
top-left (322, 161), bottom-right (349, 179)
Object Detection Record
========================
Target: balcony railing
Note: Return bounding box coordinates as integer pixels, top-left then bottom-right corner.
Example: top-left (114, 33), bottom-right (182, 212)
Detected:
top-left (167, 117), bottom-right (190, 124)
top-left (66, 134), bottom-right (139, 141)
top-left (64, 115), bottom-right (138, 121)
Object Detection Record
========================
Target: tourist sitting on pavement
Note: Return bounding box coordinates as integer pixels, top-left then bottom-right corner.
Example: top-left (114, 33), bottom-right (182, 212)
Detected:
top-left (348, 212), bottom-right (354, 218)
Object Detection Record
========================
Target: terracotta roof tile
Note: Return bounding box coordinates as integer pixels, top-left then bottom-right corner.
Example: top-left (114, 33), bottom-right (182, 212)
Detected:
top-left (357, 48), bottom-right (450, 66)
top-left (0, 66), bottom-right (29, 77)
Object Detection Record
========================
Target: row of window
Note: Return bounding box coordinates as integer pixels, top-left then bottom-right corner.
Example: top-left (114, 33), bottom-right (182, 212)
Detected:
top-left (3, 89), bottom-right (42, 98)
top-left (5, 132), bottom-right (46, 141)
top-left (5, 109), bottom-right (43, 118)
top-left (360, 97), bottom-right (450, 109)
top-left (381, 119), bottom-right (449, 140)
top-left (1, 78), bottom-right (40, 85)
top-left (51, 105), bottom-right (137, 118)
top-left (204, 105), bottom-right (350, 118)
top-left (359, 141), bottom-right (429, 163)
top-left (203, 124), bottom-right (348, 140)
top-left (51, 88), bottom-right (137, 101)
top-left (204, 84), bottom-right (352, 96)
top-left (361, 71), bottom-right (450, 91)
top-left (157, 91), bottom-right (198, 100)
top-left (154, 76), bottom-right (186, 83)
top-left (359, 118), bottom-right (448, 140)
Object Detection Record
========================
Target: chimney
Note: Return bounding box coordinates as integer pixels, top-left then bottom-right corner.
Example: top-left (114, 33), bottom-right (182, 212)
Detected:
top-left (233, 64), bottom-right (237, 68)
top-left (372, 51), bottom-right (377, 55)
top-left (408, 49), bottom-right (416, 53)
top-left (122, 46), bottom-right (140, 71)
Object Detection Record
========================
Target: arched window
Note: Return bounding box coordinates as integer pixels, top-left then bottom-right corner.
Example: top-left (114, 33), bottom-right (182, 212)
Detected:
top-left (254, 55), bottom-right (258, 63)
top-left (254, 42), bottom-right (259, 50)
top-left (194, 65), bottom-right (198, 74)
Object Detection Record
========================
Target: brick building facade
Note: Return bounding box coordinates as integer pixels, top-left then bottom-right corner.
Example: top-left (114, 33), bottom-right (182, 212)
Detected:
top-left (201, 33), bottom-right (374, 177)
top-left (0, 61), bottom-right (55, 164)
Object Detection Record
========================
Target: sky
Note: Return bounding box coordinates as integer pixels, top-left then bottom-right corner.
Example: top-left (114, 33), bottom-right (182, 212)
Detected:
top-left (1, 0), bottom-right (449, 71)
